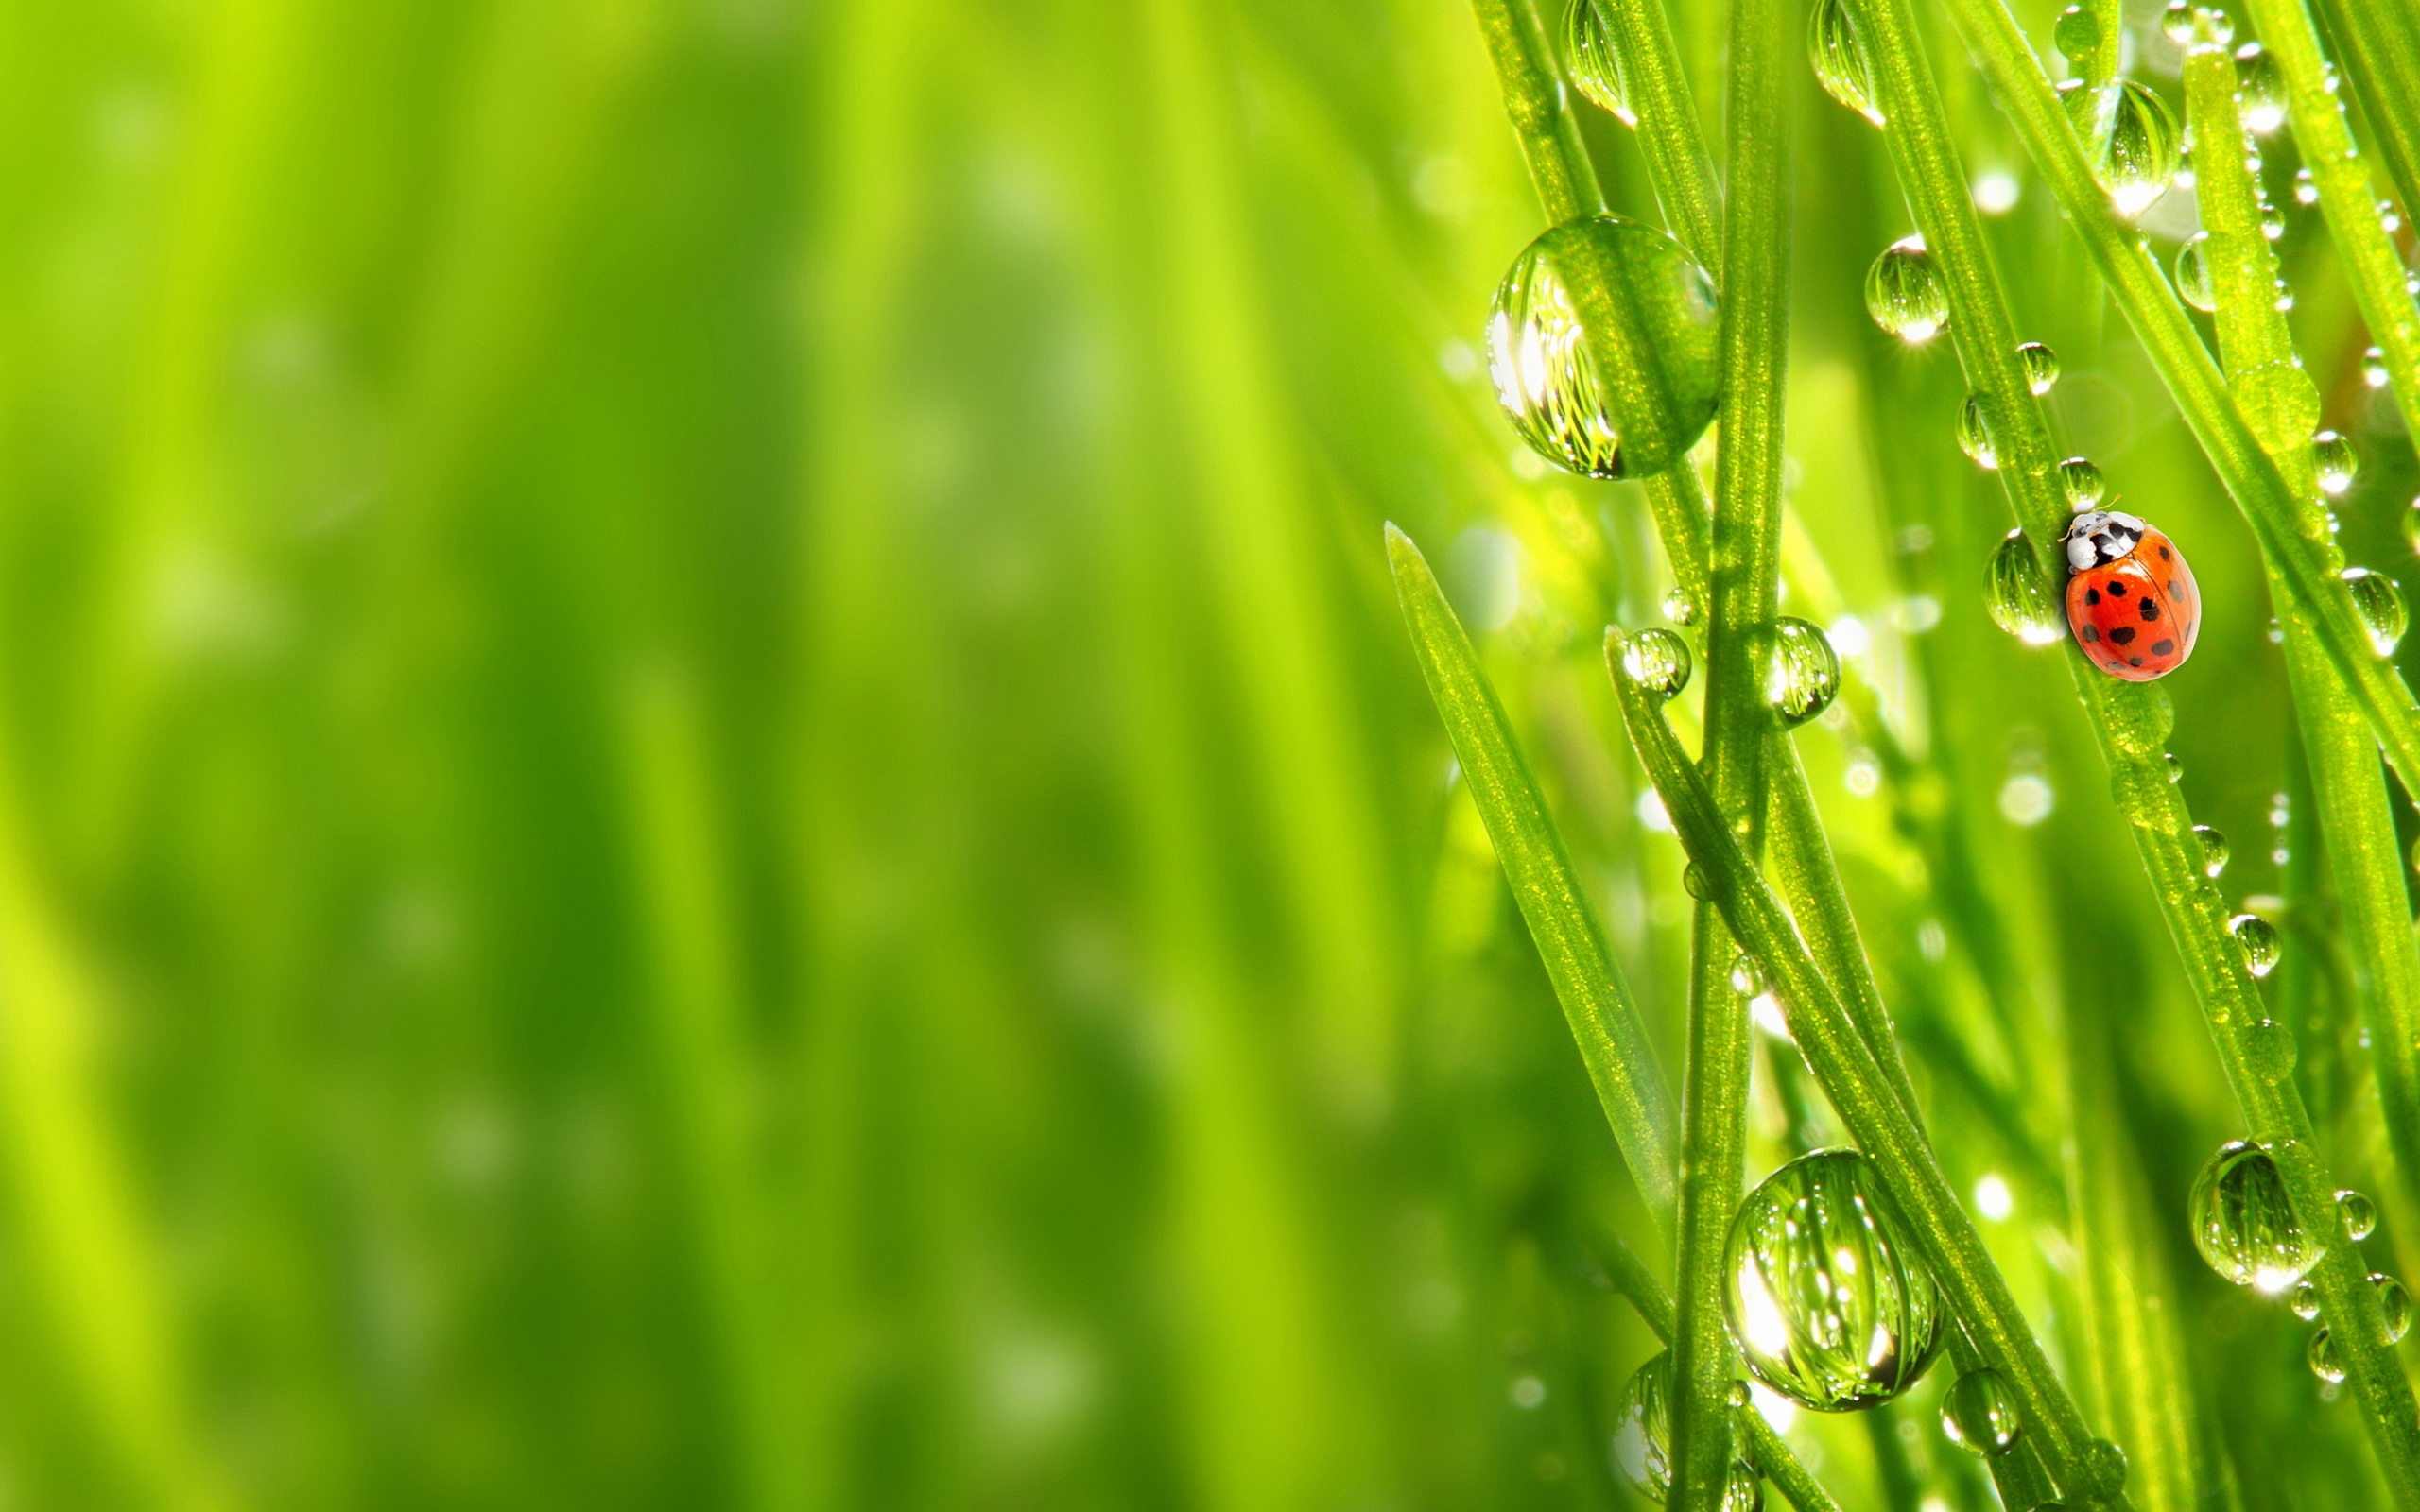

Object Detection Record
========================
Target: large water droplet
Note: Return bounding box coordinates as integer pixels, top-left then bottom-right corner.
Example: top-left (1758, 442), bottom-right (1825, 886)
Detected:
top-left (1940, 1368), bottom-right (2023, 1456)
top-left (2191, 1140), bottom-right (2326, 1291)
top-left (1563, 0), bottom-right (1636, 124)
top-left (2060, 455), bottom-right (2107, 510)
top-left (1958, 394), bottom-right (1998, 469)
top-left (1487, 215), bottom-right (1721, 480)
top-left (2338, 1188), bottom-right (2377, 1241)
top-left (2237, 42), bottom-right (2287, 134)
top-left (2104, 683), bottom-right (2175, 757)
top-left (2309, 1326), bottom-right (2346, 1383)
top-left (1866, 235), bottom-right (1948, 341)
top-left (1725, 1462), bottom-right (1764, 1512)
top-left (1610, 1351), bottom-right (1672, 1501)
top-left (2019, 340), bottom-right (2060, 394)
top-left (2378, 1273), bottom-right (2412, 1341)
top-left (1621, 627), bottom-right (1695, 699)
top-left (1721, 1147), bottom-right (1945, 1410)
top-left (2160, 0), bottom-right (2194, 44)
top-left (2314, 430), bottom-right (2360, 496)
top-left (2194, 824), bottom-right (2231, 877)
top-left (2053, 4), bottom-right (2100, 66)
top-left (2068, 78), bottom-right (2182, 217)
top-left (1768, 618), bottom-right (1841, 727)
top-left (2230, 913), bottom-right (2281, 977)
top-left (1988, 530), bottom-right (2064, 645)
top-left (2174, 234), bottom-right (2216, 311)
top-left (1808, 0), bottom-right (1885, 126)
top-left (2291, 1280), bottom-right (2322, 1320)
top-left (2342, 567), bottom-right (2408, 655)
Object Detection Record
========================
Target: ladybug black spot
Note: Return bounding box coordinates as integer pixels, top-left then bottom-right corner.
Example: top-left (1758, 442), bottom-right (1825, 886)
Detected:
top-left (2082, 625), bottom-right (2101, 643)
top-left (2084, 588), bottom-right (2100, 606)
top-left (2152, 638), bottom-right (2174, 657)
top-left (2107, 579), bottom-right (2129, 597)
top-left (2140, 597), bottom-right (2160, 620)
top-left (2159, 545), bottom-right (2172, 560)
top-left (2129, 657), bottom-right (2144, 667)
top-left (2109, 626), bottom-right (2136, 645)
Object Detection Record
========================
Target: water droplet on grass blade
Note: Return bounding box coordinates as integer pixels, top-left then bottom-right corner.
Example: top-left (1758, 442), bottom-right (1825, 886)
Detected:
top-left (2195, 824), bottom-right (2230, 877)
top-left (2230, 913), bottom-right (2281, 977)
top-left (2191, 1140), bottom-right (2325, 1290)
top-left (1987, 530), bottom-right (2063, 645)
top-left (1487, 215), bottom-right (1721, 480)
top-left (2338, 1188), bottom-right (2377, 1241)
top-left (1663, 585), bottom-right (1700, 626)
top-left (2060, 455), bottom-right (2106, 509)
top-left (2367, 347), bottom-right (2391, 387)
top-left (2309, 1327), bottom-right (2346, 1383)
top-left (2161, 0), bottom-right (2194, 43)
top-left (2053, 4), bottom-right (2099, 64)
top-left (1563, 0), bottom-right (1636, 123)
top-left (1621, 627), bottom-right (1695, 698)
top-left (1722, 1148), bottom-right (1945, 1409)
top-left (1959, 394), bottom-right (1997, 468)
top-left (1610, 1352), bottom-right (1672, 1500)
top-left (1940, 1368), bottom-right (2023, 1456)
top-left (2291, 1280), bottom-right (2321, 1320)
top-left (2377, 1274), bottom-right (2412, 1341)
top-left (2314, 430), bottom-right (2359, 495)
top-left (2295, 166), bottom-right (2319, 204)
top-left (1768, 618), bottom-right (1841, 726)
top-left (2105, 682), bottom-right (2174, 757)
top-left (2342, 567), bottom-right (2407, 654)
top-left (2019, 340), bottom-right (2059, 394)
top-left (2261, 200), bottom-right (2286, 241)
top-left (1730, 953), bottom-right (1762, 996)
top-left (2237, 42), bottom-right (2287, 133)
top-left (1724, 1462), bottom-right (1763, 1512)
top-left (1685, 863), bottom-right (1711, 899)
top-left (1865, 235), bottom-right (1947, 341)
top-left (1809, 0), bottom-right (1885, 125)
top-left (2069, 79), bottom-right (2181, 217)
top-left (2175, 235), bottom-right (2216, 310)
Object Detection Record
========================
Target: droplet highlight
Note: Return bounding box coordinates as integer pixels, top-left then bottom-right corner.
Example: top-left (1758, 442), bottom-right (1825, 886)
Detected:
top-left (2237, 42), bottom-right (2287, 134)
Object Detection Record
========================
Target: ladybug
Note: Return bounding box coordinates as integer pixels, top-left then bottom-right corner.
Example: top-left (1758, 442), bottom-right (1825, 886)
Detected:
top-left (2063, 509), bottom-right (2200, 680)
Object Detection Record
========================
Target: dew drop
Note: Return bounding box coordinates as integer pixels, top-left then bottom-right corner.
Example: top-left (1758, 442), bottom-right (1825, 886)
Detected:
top-left (1487, 215), bottom-right (1721, 481)
top-left (2294, 165), bottom-right (2319, 204)
top-left (2404, 499), bottom-right (2420, 557)
top-left (2019, 340), bottom-right (2060, 394)
top-left (1610, 1352), bottom-right (1672, 1502)
top-left (1940, 1368), bottom-right (2023, 1457)
top-left (1959, 393), bottom-right (1998, 469)
top-left (2053, 4), bottom-right (2100, 66)
top-left (2059, 455), bottom-right (2107, 510)
top-left (2194, 823), bottom-right (2231, 878)
top-left (2248, 1018), bottom-right (2297, 1082)
top-left (1563, 0), bottom-right (1637, 124)
top-left (1724, 1462), bottom-right (1764, 1512)
top-left (1866, 235), bottom-right (1948, 341)
top-left (2291, 1280), bottom-right (2322, 1320)
top-left (2367, 346), bottom-right (2391, 388)
top-left (1685, 862), bottom-right (1711, 899)
top-left (2160, 0), bottom-right (2192, 43)
top-left (2167, 751), bottom-right (2185, 783)
top-left (1622, 627), bottom-right (1696, 699)
top-left (2068, 78), bottom-right (2182, 217)
top-left (1987, 529), bottom-right (2065, 646)
top-left (1808, 0), bottom-right (1886, 126)
top-left (2377, 1273), bottom-right (2412, 1342)
top-left (2230, 912), bottom-right (2281, 977)
top-left (1768, 618), bottom-right (1841, 727)
top-left (1730, 952), bottom-right (1762, 997)
top-left (2191, 1140), bottom-right (2325, 1290)
top-left (2313, 429), bottom-right (2359, 496)
top-left (2338, 1188), bottom-right (2377, 1242)
top-left (2309, 1326), bottom-right (2346, 1383)
top-left (2342, 567), bottom-right (2408, 655)
top-left (2082, 1440), bottom-right (2130, 1502)
top-left (1664, 584), bottom-right (1701, 626)
top-left (2105, 682), bottom-right (2175, 757)
top-left (2261, 200), bottom-right (2286, 241)
top-left (2175, 234), bottom-right (2217, 311)
top-left (1721, 1147), bottom-right (1945, 1410)
top-left (2237, 42), bottom-right (2287, 134)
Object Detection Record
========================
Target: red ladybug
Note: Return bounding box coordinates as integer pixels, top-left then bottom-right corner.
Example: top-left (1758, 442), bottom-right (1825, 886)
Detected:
top-left (2063, 509), bottom-right (2199, 680)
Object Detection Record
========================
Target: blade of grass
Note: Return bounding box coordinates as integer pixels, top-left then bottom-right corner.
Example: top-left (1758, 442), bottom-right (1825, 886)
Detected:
top-left (1388, 524), bottom-right (1678, 1234)
top-left (2304, 0), bottom-right (2420, 251)
top-left (1592, 0), bottom-right (1720, 264)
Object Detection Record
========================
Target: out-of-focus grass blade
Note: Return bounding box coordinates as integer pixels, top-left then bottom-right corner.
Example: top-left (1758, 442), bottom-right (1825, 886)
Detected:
top-left (1386, 524), bottom-right (1675, 1233)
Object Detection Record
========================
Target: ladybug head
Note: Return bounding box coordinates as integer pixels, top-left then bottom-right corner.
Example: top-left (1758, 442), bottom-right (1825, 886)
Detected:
top-left (2064, 509), bottom-right (2146, 573)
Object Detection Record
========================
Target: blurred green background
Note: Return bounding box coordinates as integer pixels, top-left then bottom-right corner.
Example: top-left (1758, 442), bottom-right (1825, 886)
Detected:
top-left (3, 0), bottom-right (2416, 1506)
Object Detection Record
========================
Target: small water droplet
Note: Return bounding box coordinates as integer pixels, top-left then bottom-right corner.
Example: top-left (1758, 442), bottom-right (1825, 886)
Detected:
top-left (2192, 1140), bottom-right (2325, 1290)
top-left (1987, 529), bottom-right (2065, 645)
top-left (2291, 1280), bottom-right (2321, 1320)
top-left (2019, 340), bottom-right (2060, 394)
top-left (2081, 1439), bottom-right (2130, 1501)
top-left (1940, 1368), bottom-right (2023, 1456)
top-left (2195, 824), bottom-right (2231, 877)
top-left (1622, 626), bottom-right (1696, 698)
top-left (2068, 79), bottom-right (2182, 216)
top-left (1959, 393), bottom-right (1998, 468)
top-left (2175, 234), bottom-right (2216, 311)
top-left (2314, 430), bottom-right (2360, 496)
top-left (2366, 347), bottom-right (2391, 387)
top-left (2309, 1327), bottom-right (2346, 1383)
top-left (1563, 0), bottom-right (1636, 124)
top-left (1730, 952), bottom-right (1762, 997)
top-left (2237, 42), bottom-right (2287, 133)
top-left (1611, 1352), bottom-right (1672, 1501)
top-left (2167, 751), bottom-right (2185, 783)
top-left (1768, 618), bottom-right (1841, 726)
top-left (2294, 165), bottom-right (2319, 204)
top-left (1724, 1461), bottom-right (1764, 1512)
top-left (2338, 1188), bottom-right (2377, 1241)
top-left (2230, 913), bottom-right (2282, 977)
top-left (2261, 200), bottom-right (2287, 241)
top-left (2385, 199), bottom-right (2406, 234)
top-left (1685, 862), bottom-right (1711, 900)
top-left (1663, 584), bottom-right (1700, 626)
top-left (2377, 1273), bottom-right (2412, 1341)
top-left (1487, 216), bottom-right (1722, 480)
top-left (2161, 0), bottom-right (2194, 43)
top-left (1723, 1148), bottom-right (1945, 1409)
top-left (1809, 0), bottom-right (1885, 126)
top-left (2057, 455), bottom-right (2106, 510)
top-left (2104, 683), bottom-right (2175, 757)
top-left (2054, 4), bottom-right (2100, 65)
top-left (2248, 1018), bottom-right (2297, 1081)
top-left (2342, 567), bottom-right (2408, 655)
top-left (1865, 235), bottom-right (1948, 341)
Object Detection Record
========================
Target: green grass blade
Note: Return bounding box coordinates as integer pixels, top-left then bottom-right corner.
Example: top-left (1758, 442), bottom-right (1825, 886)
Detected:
top-left (1387, 524), bottom-right (1677, 1234)
top-left (2305, 0), bottom-right (2420, 267)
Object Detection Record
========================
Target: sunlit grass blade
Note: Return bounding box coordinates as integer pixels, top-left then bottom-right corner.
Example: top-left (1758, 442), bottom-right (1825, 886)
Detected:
top-left (1386, 524), bottom-right (1677, 1234)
